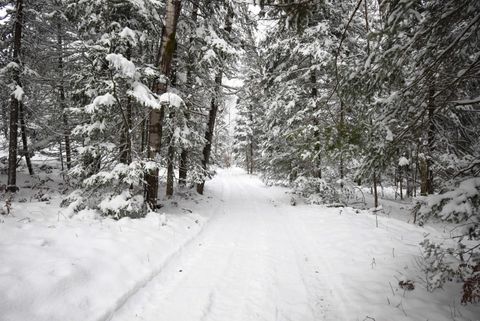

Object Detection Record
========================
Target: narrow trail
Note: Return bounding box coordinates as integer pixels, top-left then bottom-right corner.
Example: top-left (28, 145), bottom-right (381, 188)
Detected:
top-left (109, 168), bottom-right (340, 321)
top-left (4, 168), bottom-right (478, 321)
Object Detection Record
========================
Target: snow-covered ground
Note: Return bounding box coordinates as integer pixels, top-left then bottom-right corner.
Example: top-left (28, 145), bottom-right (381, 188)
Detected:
top-left (1, 168), bottom-right (479, 321)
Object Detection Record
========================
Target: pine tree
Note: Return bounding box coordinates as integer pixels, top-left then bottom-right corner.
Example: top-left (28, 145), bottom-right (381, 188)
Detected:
top-left (5, 0), bottom-right (24, 192)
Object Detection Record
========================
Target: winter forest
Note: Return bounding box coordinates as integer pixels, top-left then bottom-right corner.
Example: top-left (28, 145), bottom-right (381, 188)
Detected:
top-left (0, 0), bottom-right (479, 320)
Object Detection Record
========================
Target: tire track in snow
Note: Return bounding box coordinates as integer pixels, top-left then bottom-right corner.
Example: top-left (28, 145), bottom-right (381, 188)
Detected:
top-left (94, 222), bottom-right (211, 321)
top-left (108, 169), bottom-right (333, 321)
top-left (252, 187), bottom-right (326, 321)
top-left (94, 177), bottom-right (230, 321)
top-left (107, 171), bottom-right (246, 321)
top-left (278, 205), bottom-right (349, 321)
top-left (198, 183), bottom-right (276, 321)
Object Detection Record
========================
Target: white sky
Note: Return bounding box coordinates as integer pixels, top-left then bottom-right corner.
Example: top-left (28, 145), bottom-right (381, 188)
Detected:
top-left (222, 77), bottom-right (243, 137)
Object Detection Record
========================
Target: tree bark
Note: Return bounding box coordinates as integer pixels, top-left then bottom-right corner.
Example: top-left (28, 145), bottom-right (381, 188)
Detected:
top-left (145, 0), bottom-right (182, 209)
top-left (178, 0), bottom-right (199, 187)
top-left (311, 68), bottom-right (322, 178)
top-left (248, 105), bottom-right (254, 174)
top-left (57, 22), bottom-right (72, 169)
top-left (7, 0), bottom-right (24, 192)
top-left (406, 149), bottom-right (413, 197)
top-left (178, 149), bottom-right (188, 186)
top-left (59, 140), bottom-right (64, 171)
top-left (339, 101), bottom-right (345, 188)
top-left (399, 171), bottom-right (403, 200)
top-left (119, 97), bottom-right (133, 164)
top-left (166, 112), bottom-right (175, 197)
top-left (141, 117), bottom-right (148, 156)
top-left (120, 44), bottom-right (133, 165)
top-left (421, 81), bottom-right (435, 195)
top-left (165, 42), bottom-right (179, 197)
top-left (196, 79), bottom-right (221, 194)
top-left (1, 102), bottom-right (8, 140)
top-left (426, 82), bottom-right (435, 194)
top-left (19, 102), bottom-right (33, 175)
top-left (420, 154), bottom-right (428, 196)
top-left (249, 139), bottom-right (254, 174)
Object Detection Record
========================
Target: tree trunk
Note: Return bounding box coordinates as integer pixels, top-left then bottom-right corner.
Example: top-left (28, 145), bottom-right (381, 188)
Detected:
top-left (248, 106), bottom-right (254, 174)
top-left (141, 117), bottom-right (148, 156)
top-left (399, 171), bottom-right (403, 200)
top-left (1, 102), bottom-right (8, 140)
top-left (165, 42), bottom-right (179, 197)
top-left (419, 154), bottom-right (429, 195)
top-left (373, 171), bottom-right (379, 208)
top-left (420, 82), bottom-right (435, 196)
top-left (178, 149), bottom-right (188, 186)
top-left (196, 5), bottom-right (233, 194)
top-left (249, 139), bottom-right (254, 174)
top-left (178, 0), bottom-right (199, 187)
top-left (406, 149), bottom-right (413, 197)
top-left (364, 0), bottom-right (370, 55)
top-left (196, 81), bottom-right (221, 194)
top-left (120, 45), bottom-right (133, 165)
top-left (166, 145), bottom-right (175, 196)
top-left (145, 0), bottom-right (182, 209)
top-left (339, 101), bottom-right (345, 188)
top-left (311, 68), bottom-right (322, 178)
top-left (119, 97), bottom-right (133, 164)
top-left (126, 97), bottom-right (133, 163)
top-left (145, 105), bottom-right (164, 207)
top-left (414, 144), bottom-right (419, 197)
top-left (166, 112), bottom-right (175, 197)
top-left (57, 22), bottom-right (72, 169)
top-left (7, 0), bottom-right (24, 192)
top-left (394, 167), bottom-right (398, 199)
top-left (19, 102), bottom-right (33, 175)
top-left (59, 140), bottom-right (64, 171)
top-left (426, 82), bottom-right (435, 194)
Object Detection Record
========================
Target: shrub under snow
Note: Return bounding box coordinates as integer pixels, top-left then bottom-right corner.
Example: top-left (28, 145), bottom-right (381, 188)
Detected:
top-left (414, 177), bottom-right (480, 225)
top-left (62, 161), bottom-right (149, 219)
top-left (292, 176), bottom-right (338, 204)
top-left (413, 177), bottom-right (480, 303)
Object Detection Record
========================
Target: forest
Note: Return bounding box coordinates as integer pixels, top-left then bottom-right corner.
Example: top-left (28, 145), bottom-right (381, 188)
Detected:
top-left (0, 0), bottom-right (479, 320)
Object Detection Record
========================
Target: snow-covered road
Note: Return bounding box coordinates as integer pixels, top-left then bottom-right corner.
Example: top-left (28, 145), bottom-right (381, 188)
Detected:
top-left (108, 168), bottom-right (480, 321)
top-left (110, 168), bottom-right (337, 321)
top-left (2, 168), bottom-right (479, 321)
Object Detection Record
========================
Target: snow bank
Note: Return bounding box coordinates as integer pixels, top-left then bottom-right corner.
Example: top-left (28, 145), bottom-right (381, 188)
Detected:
top-left (0, 202), bottom-right (208, 321)
top-left (287, 204), bottom-right (480, 321)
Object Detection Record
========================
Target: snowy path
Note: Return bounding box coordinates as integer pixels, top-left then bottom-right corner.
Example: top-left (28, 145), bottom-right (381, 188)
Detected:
top-left (106, 168), bottom-right (480, 321)
top-left (110, 168), bottom-right (338, 321)
top-left (3, 168), bottom-right (479, 321)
